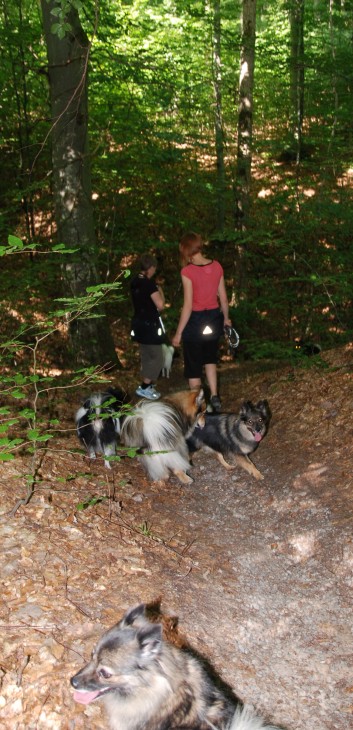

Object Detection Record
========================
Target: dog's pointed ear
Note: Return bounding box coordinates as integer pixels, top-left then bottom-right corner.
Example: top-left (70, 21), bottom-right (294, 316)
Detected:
top-left (240, 400), bottom-right (253, 414)
top-left (257, 400), bottom-right (271, 419)
top-left (137, 623), bottom-right (163, 662)
top-left (120, 603), bottom-right (146, 627)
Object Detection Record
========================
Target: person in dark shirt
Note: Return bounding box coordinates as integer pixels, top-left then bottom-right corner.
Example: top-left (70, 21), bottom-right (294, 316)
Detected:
top-left (131, 253), bottom-right (165, 400)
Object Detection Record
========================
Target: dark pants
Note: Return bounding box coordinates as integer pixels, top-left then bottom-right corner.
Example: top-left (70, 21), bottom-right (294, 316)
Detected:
top-left (182, 338), bottom-right (219, 379)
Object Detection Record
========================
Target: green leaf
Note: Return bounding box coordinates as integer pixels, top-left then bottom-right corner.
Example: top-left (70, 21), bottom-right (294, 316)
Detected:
top-left (19, 409), bottom-right (36, 418)
top-left (52, 309), bottom-right (68, 317)
top-left (126, 448), bottom-right (138, 457)
top-left (0, 421), bottom-right (18, 433)
top-left (8, 234), bottom-right (23, 249)
top-left (0, 437), bottom-right (23, 447)
top-left (27, 429), bottom-right (40, 440)
top-left (11, 390), bottom-right (27, 399)
top-left (27, 430), bottom-right (53, 442)
top-left (76, 495), bottom-right (108, 511)
top-left (52, 243), bottom-right (79, 253)
top-left (13, 374), bottom-right (27, 384)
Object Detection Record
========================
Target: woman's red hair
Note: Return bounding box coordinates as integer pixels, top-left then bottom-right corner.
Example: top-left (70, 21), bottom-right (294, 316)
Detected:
top-left (179, 232), bottom-right (203, 266)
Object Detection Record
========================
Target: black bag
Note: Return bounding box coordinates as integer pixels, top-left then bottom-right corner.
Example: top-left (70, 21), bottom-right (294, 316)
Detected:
top-left (130, 315), bottom-right (166, 345)
top-left (182, 308), bottom-right (224, 342)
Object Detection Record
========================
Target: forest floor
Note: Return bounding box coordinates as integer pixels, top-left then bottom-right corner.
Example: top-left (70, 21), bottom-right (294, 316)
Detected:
top-left (1, 343), bottom-right (353, 730)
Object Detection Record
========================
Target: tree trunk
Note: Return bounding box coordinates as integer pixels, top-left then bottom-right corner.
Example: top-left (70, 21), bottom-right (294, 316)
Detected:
top-left (328, 0), bottom-right (338, 152)
top-left (289, 0), bottom-right (305, 162)
top-left (234, 0), bottom-right (256, 230)
top-left (3, 0), bottom-right (36, 242)
top-left (212, 0), bottom-right (226, 235)
top-left (40, 0), bottom-right (121, 369)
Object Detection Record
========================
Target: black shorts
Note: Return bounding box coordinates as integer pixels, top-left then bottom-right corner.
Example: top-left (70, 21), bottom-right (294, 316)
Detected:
top-left (183, 339), bottom-right (219, 379)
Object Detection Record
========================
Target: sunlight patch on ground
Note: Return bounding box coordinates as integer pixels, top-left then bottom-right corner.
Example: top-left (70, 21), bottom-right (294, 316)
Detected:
top-left (293, 463), bottom-right (328, 488)
top-left (288, 531), bottom-right (318, 562)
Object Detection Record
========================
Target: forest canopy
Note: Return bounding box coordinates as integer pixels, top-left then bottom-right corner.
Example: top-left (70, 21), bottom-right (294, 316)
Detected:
top-left (1, 0), bottom-right (353, 369)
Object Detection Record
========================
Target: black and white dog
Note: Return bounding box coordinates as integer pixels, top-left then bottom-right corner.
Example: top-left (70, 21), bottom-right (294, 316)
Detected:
top-left (75, 387), bottom-right (129, 469)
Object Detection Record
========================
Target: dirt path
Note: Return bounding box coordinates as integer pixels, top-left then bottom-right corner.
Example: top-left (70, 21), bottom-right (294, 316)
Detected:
top-left (1, 348), bottom-right (352, 729)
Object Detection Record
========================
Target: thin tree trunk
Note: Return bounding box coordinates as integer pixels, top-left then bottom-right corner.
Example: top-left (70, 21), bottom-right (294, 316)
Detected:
top-left (40, 0), bottom-right (121, 368)
top-left (212, 0), bottom-right (226, 235)
top-left (289, 0), bottom-right (305, 162)
top-left (3, 0), bottom-right (35, 242)
top-left (234, 0), bottom-right (256, 230)
top-left (328, 0), bottom-right (338, 154)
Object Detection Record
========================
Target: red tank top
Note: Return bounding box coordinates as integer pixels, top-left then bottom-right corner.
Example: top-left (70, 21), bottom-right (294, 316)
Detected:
top-left (181, 260), bottom-right (223, 310)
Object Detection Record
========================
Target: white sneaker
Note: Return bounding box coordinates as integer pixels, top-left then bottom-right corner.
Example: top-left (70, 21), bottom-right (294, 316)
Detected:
top-left (135, 385), bottom-right (161, 400)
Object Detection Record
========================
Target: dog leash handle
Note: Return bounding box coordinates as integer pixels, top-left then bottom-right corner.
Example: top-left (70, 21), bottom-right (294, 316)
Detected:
top-left (224, 325), bottom-right (240, 350)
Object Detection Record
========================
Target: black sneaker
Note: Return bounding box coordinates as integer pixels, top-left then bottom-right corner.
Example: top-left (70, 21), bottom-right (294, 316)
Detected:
top-left (209, 395), bottom-right (222, 413)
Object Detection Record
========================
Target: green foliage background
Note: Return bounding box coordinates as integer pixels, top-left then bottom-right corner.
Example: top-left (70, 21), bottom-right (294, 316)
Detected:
top-left (1, 0), bottom-right (353, 356)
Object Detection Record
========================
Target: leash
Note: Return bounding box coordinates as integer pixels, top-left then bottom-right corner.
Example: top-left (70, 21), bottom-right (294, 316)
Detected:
top-left (224, 325), bottom-right (240, 352)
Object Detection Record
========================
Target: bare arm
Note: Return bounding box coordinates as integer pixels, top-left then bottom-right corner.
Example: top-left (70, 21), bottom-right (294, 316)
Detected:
top-left (218, 276), bottom-right (231, 327)
top-left (172, 276), bottom-right (193, 346)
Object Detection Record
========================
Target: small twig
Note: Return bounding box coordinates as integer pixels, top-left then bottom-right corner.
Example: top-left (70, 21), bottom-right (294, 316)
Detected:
top-left (8, 477), bottom-right (35, 517)
top-left (16, 654), bottom-right (30, 687)
top-left (175, 564), bottom-right (193, 579)
top-left (77, 508), bottom-right (197, 564)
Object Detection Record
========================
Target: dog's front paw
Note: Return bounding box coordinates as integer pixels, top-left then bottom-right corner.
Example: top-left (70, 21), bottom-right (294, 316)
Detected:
top-left (173, 470), bottom-right (193, 485)
top-left (217, 453), bottom-right (235, 470)
top-left (235, 455), bottom-right (264, 480)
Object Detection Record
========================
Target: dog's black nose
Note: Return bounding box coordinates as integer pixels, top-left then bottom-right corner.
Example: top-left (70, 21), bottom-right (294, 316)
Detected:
top-left (70, 674), bottom-right (79, 688)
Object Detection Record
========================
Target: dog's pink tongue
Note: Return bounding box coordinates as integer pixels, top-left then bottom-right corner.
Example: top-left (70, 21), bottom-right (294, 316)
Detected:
top-left (73, 689), bottom-right (101, 705)
top-left (254, 432), bottom-right (262, 442)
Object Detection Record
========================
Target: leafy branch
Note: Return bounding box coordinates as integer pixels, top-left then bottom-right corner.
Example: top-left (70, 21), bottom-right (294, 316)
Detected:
top-left (1, 236), bottom-right (128, 513)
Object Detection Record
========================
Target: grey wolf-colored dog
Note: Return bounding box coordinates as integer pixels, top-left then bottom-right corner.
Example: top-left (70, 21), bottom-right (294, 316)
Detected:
top-left (71, 603), bottom-right (283, 730)
top-left (186, 400), bottom-right (271, 480)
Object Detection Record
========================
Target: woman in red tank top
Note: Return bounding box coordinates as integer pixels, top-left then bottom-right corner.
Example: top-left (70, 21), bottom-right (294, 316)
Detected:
top-left (172, 232), bottom-right (231, 412)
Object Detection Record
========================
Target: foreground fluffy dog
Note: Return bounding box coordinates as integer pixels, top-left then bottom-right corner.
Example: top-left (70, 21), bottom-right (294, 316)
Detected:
top-left (75, 388), bottom-right (128, 469)
top-left (120, 389), bottom-right (205, 484)
top-left (187, 400), bottom-right (271, 481)
top-left (71, 603), bottom-right (283, 730)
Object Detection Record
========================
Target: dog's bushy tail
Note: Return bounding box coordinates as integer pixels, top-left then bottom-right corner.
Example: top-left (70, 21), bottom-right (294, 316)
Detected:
top-left (228, 705), bottom-right (282, 730)
top-left (121, 400), bottom-right (190, 481)
top-left (121, 401), bottom-right (183, 447)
